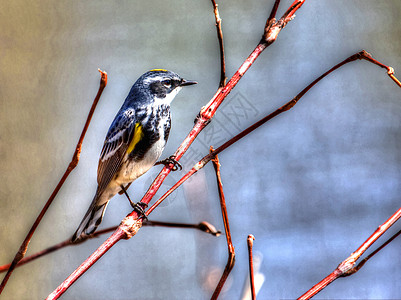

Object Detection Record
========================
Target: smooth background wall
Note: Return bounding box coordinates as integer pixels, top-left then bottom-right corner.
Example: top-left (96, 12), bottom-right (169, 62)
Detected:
top-left (1, 1), bottom-right (400, 299)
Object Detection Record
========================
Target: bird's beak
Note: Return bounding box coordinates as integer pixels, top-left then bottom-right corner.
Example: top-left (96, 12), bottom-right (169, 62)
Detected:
top-left (181, 79), bottom-right (198, 86)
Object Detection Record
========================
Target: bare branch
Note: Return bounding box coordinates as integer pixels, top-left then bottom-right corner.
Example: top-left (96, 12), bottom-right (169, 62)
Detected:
top-left (247, 235), bottom-right (256, 300)
top-left (211, 0), bottom-right (226, 88)
top-left (267, 0), bottom-right (281, 23)
top-left (143, 220), bottom-right (221, 236)
top-left (210, 149), bottom-right (235, 299)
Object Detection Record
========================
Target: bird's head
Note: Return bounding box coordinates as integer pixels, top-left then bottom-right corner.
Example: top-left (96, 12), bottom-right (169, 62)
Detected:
top-left (133, 69), bottom-right (197, 105)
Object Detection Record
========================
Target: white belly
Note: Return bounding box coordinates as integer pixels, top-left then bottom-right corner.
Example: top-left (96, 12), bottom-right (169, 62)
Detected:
top-left (119, 138), bottom-right (166, 184)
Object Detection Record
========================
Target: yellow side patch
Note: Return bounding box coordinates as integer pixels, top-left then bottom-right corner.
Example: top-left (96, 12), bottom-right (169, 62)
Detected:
top-left (150, 69), bottom-right (167, 72)
top-left (127, 123), bottom-right (144, 154)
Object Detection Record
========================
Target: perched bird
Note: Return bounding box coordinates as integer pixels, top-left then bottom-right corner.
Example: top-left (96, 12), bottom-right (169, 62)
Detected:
top-left (72, 69), bottom-right (196, 242)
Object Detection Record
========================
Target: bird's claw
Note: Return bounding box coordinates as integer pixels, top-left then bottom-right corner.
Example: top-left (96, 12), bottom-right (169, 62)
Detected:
top-left (155, 155), bottom-right (182, 171)
top-left (131, 201), bottom-right (148, 220)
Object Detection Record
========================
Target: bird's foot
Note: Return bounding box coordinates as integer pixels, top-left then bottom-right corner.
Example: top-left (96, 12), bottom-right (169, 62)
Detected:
top-left (155, 155), bottom-right (182, 171)
top-left (131, 201), bottom-right (148, 220)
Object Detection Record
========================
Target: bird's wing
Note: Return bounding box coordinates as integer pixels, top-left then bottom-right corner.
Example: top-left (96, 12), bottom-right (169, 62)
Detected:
top-left (96, 108), bottom-right (144, 195)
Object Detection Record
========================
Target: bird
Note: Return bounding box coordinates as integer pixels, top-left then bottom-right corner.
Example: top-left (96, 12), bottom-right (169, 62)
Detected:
top-left (71, 69), bottom-right (197, 242)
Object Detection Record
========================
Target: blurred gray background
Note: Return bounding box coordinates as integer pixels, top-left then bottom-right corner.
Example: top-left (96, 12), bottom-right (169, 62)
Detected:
top-left (1, 1), bottom-right (400, 299)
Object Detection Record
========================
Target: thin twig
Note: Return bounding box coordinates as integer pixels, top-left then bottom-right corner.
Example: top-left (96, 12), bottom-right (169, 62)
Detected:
top-left (210, 148), bottom-right (235, 300)
top-left (268, 0), bottom-right (281, 22)
top-left (0, 220), bottom-right (220, 273)
top-left (143, 220), bottom-right (221, 236)
top-left (46, 3), bottom-right (307, 297)
top-left (0, 69), bottom-right (107, 295)
top-left (211, 0), bottom-right (226, 87)
top-left (298, 206), bottom-right (401, 300)
top-left (247, 235), bottom-right (256, 300)
top-left (388, 71), bottom-right (401, 87)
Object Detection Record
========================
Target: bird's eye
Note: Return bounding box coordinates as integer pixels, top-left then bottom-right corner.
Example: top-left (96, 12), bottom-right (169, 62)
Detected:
top-left (162, 79), bottom-right (172, 88)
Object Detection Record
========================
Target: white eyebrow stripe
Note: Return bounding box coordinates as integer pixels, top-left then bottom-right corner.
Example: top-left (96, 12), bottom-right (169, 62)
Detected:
top-left (143, 76), bottom-right (166, 84)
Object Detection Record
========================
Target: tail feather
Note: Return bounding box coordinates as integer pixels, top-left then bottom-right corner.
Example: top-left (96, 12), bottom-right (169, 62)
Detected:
top-left (71, 196), bottom-right (109, 243)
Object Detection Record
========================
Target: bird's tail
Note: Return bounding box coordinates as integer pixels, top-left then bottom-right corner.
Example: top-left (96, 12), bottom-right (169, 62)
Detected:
top-left (71, 194), bottom-right (109, 243)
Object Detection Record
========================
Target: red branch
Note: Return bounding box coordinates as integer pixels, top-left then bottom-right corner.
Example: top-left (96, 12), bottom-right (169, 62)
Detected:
top-left (247, 234), bottom-right (256, 300)
top-left (298, 206), bottom-right (401, 300)
top-left (211, 0), bottom-right (226, 88)
top-left (210, 149), bottom-right (235, 299)
top-left (0, 69), bottom-right (107, 295)
top-left (47, 229), bottom-right (126, 300)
